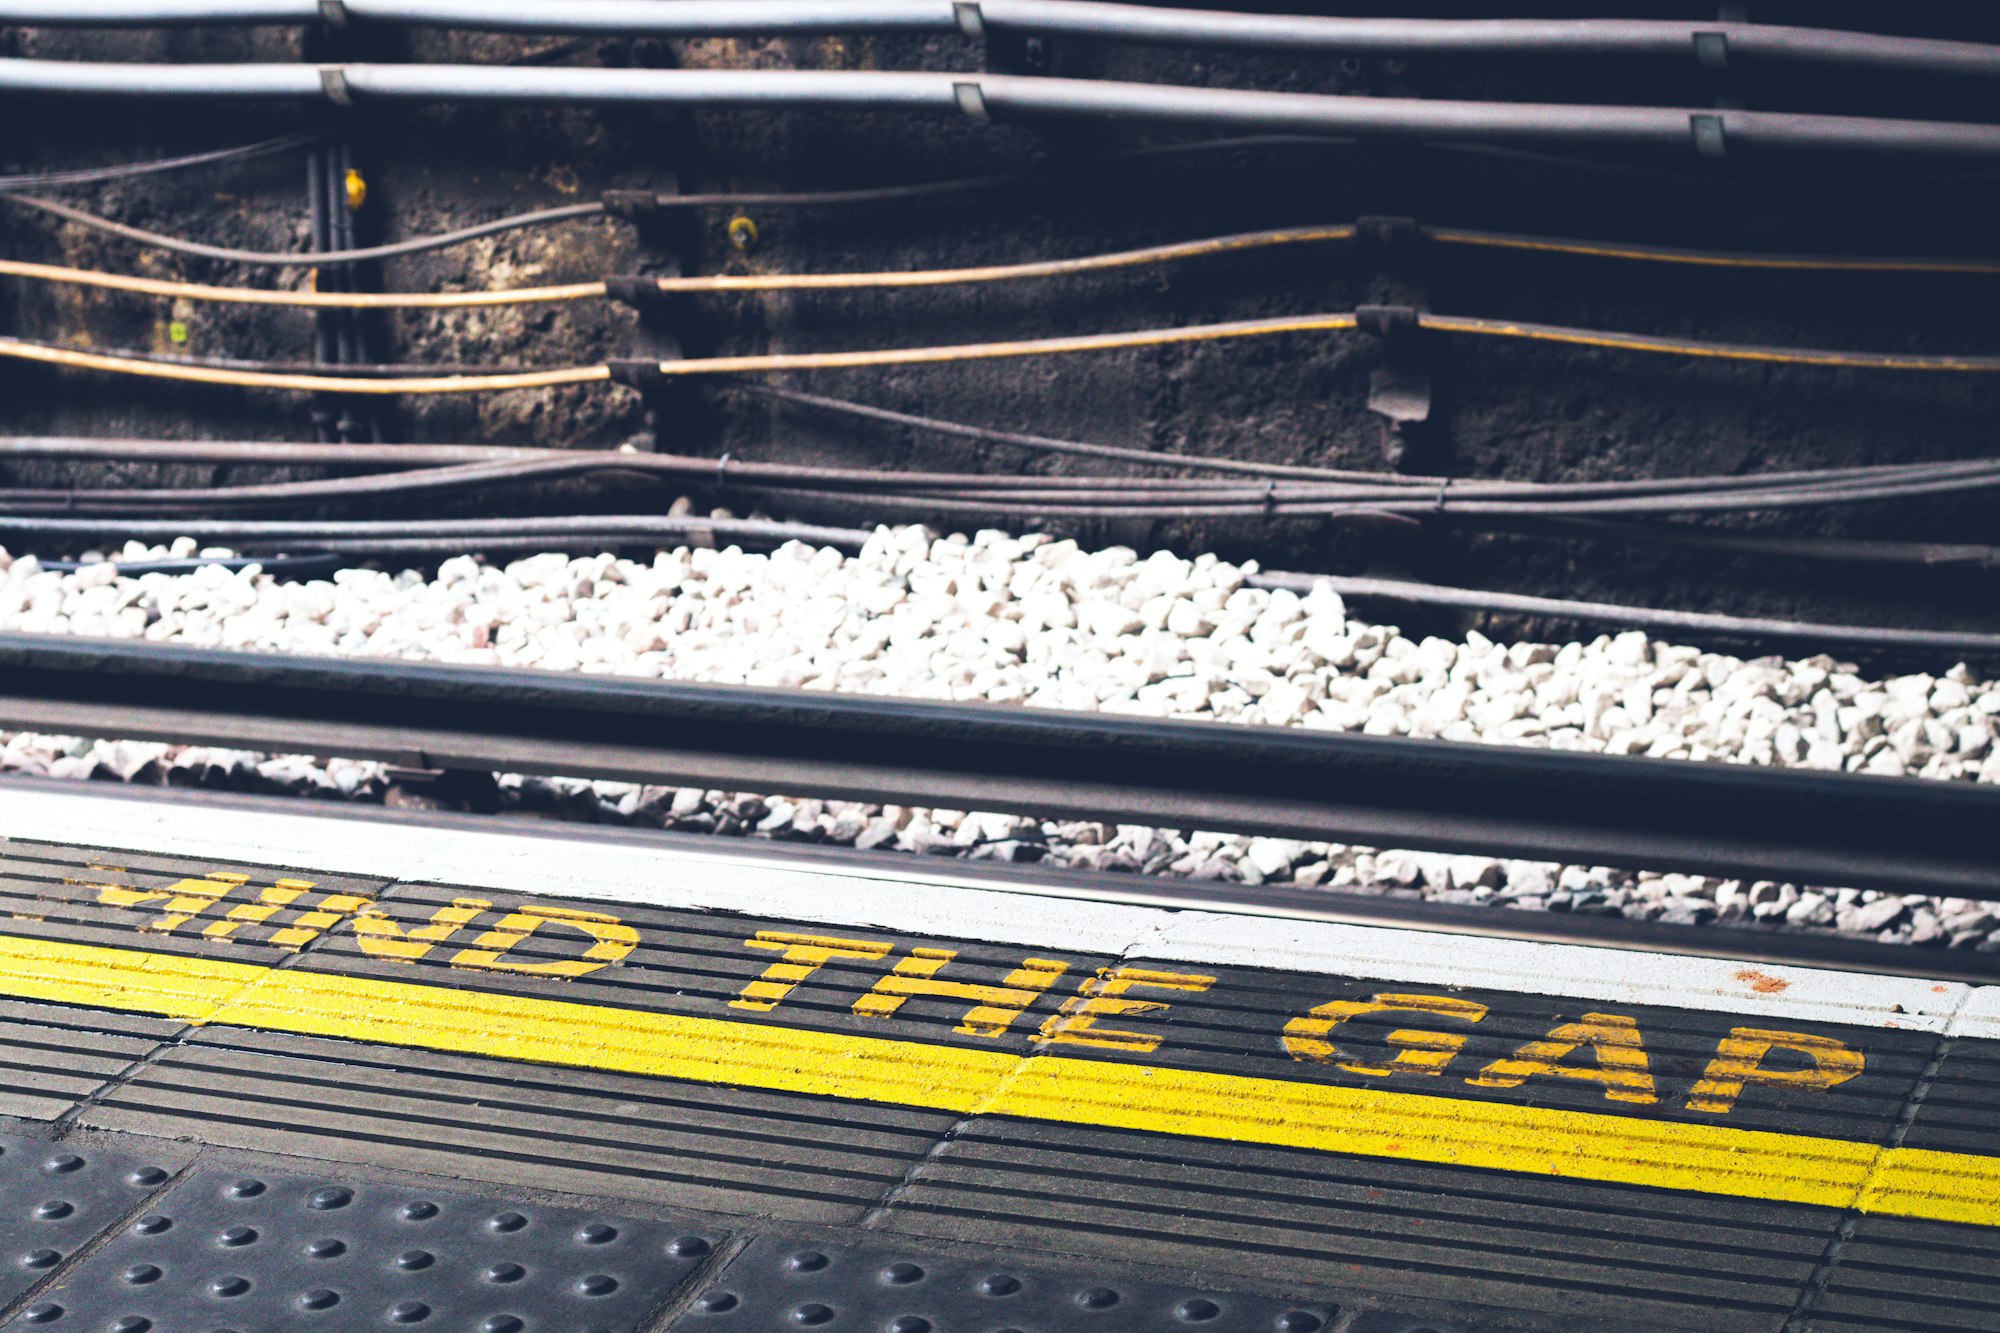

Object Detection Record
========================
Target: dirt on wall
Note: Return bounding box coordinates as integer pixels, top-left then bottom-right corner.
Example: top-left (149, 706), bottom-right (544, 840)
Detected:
top-left (3, 3), bottom-right (1999, 646)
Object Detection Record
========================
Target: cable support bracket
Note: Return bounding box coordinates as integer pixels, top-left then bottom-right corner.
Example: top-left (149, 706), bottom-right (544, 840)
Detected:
top-left (599, 190), bottom-right (663, 222)
top-left (1693, 30), bottom-right (1728, 70)
top-left (318, 65), bottom-right (353, 107)
top-left (1355, 304), bottom-right (1423, 343)
top-left (952, 1), bottom-right (985, 39)
top-left (316, 0), bottom-right (347, 26)
top-left (1353, 215), bottom-right (1421, 255)
top-left (1691, 113), bottom-right (1727, 158)
top-left (606, 358), bottom-right (665, 388)
top-left (953, 81), bottom-right (991, 122)
top-left (1354, 304), bottom-right (1434, 469)
top-left (602, 274), bottom-right (663, 309)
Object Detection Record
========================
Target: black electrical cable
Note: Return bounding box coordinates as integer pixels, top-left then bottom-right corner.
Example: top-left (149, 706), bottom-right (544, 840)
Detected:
top-left (306, 144), bottom-right (340, 444)
top-left (328, 136), bottom-right (385, 442)
top-left (17, 434), bottom-right (1939, 492)
top-left (4, 62), bottom-right (2000, 159)
top-left (1475, 517), bottom-right (2000, 571)
top-left (0, 131), bottom-right (318, 192)
top-left (734, 383), bottom-right (1426, 483)
top-left (39, 552), bottom-right (348, 577)
top-left (0, 134), bottom-right (1351, 268)
top-left (0, 191), bottom-right (606, 269)
top-left (711, 476), bottom-right (2000, 522)
top-left (322, 143), bottom-right (356, 442)
top-left (0, 513), bottom-right (881, 550)
top-left (0, 437), bottom-right (531, 466)
top-left (1246, 570), bottom-right (2000, 657)
top-left (10, 129), bottom-right (1916, 282)
top-left (9, 444), bottom-right (2000, 519)
top-left (733, 388), bottom-right (2000, 513)
top-left (9, 0), bottom-right (2000, 82)
top-left (3, 434), bottom-right (1994, 581)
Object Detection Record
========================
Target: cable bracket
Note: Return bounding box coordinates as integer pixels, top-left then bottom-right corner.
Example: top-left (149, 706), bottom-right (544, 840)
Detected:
top-left (1693, 30), bottom-right (1728, 70)
top-left (1355, 304), bottom-right (1422, 342)
top-left (952, 1), bottom-right (985, 39)
top-left (1353, 215), bottom-right (1420, 254)
top-left (953, 80), bottom-right (991, 122)
top-left (1356, 305), bottom-right (1433, 449)
top-left (1691, 112), bottom-right (1727, 158)
top-left (607, 358), bottom-right (665, 388)
top-left (600, 189), bottom-right (665, 221)
top-left (318, 65), bottom-right (353, 107)
top-left (317, 0), bottom-right (347, 25)
top-left (602, 274), bottom-right (665, 309)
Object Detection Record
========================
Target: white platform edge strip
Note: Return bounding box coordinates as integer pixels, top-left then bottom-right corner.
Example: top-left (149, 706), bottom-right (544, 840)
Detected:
top-left (0, 783), bottom-right (1977, 1032)
top-left (1949, 985), bottom-right (2000, 1040)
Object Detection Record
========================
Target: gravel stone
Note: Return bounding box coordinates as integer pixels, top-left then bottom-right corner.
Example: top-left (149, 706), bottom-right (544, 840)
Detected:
top-left (1849, 896), bottom-right (1912, 934)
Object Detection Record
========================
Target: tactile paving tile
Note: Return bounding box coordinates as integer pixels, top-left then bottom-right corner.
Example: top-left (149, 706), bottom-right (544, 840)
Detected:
top-left (669, 1236), bottom-right (1338, 1332)
top-left (4, 1166), bottom-right (726, 1332)
top-left (0, 1131), bottom-right (178, 1311)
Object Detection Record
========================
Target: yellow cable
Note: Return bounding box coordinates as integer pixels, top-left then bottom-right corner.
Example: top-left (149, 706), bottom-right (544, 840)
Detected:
top-left (0, 226), bottom-right (1352, 308)
top-left (0, 258), bottom-right (606, 308)
top-left (1423, 314), bottom-right (2000, 372)
top-left (0, 339), bottom-right (610, 394)
top-left (6, 308), bottom-right (1994, 396)
top-left (653, 225), bottom-right (1359, 293)
top-left (1427, 229), bottom-right (2000, 275)
top-left (16, 219), bottom-right (1991, 309)
top-left (649, 312), bottom-right (1363, 375)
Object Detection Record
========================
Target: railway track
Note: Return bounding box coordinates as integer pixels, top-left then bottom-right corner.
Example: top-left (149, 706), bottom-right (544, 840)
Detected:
top-left (0, 631), bottom-right (1995, 904)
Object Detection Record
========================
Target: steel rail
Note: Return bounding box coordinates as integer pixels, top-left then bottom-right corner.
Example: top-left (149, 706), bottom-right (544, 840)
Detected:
top-left (7, 1), bottom-right (2000, 80)
top-left (0, 632), bottom-right (1992, 901)
top-left (3, 61), bottom-right (2000, 157)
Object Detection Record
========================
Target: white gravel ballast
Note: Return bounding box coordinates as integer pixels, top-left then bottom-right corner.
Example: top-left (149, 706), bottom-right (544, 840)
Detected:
top-left (1, 526), bottom-right (1995, 950)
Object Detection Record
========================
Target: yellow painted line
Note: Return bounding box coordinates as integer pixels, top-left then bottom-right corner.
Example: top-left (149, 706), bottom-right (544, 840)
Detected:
top-left (0, 931), bottom-right (259, 1020)
top-left (1, 932), bottom-right (1993, 1226)
top-left (990, 1061), bottom-right (1882, 1210)
top-left (1866, 1147), bottom-right (2000, 1228)
top-left (210, 964), bottom-right (1013, 1113)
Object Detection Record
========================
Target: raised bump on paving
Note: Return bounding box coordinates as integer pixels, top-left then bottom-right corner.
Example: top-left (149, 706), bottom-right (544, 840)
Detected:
top-left (0, 1129), bottom-right (185, 1312)
top-left (0, 1163), bottom-right (721, 1330)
